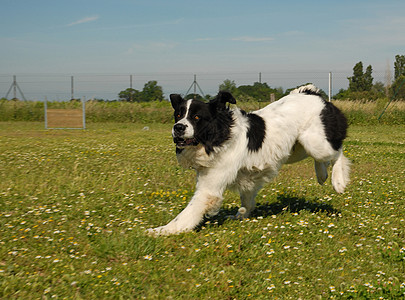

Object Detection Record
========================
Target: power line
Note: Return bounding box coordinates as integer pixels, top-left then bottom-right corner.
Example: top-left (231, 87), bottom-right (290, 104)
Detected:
top-left (5, 75), bottom-right (27, 101)
top-left (185, 74), bottom-right (205, 99)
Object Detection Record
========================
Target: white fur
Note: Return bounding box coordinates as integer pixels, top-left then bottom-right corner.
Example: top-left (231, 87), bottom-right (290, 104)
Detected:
top-left (148, 86), bottom-right (350, 236)
top-left (172, 100), bottom-right (194, 139)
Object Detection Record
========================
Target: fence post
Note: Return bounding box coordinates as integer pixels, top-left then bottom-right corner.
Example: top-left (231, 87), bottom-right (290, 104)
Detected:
top-left (44, 97), bottom-right (48, 129)
top-left (82, 96), bottom-right (86, 130)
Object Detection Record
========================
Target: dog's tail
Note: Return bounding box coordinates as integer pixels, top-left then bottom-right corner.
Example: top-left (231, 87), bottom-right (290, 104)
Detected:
top-left (290, 84), bottom-right (321, 96)
top-left (331, 149), bottom-right (351, 193)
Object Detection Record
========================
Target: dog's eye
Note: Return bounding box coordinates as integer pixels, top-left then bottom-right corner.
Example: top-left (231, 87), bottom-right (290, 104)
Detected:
top-left (176, 114), bottom-right (181, 119)
top-left (194, 115), bottom-right (200, 120)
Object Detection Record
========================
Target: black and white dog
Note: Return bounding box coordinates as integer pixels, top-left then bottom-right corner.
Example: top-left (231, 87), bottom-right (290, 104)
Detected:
top-left (147, 84), bottom-right (350, 236)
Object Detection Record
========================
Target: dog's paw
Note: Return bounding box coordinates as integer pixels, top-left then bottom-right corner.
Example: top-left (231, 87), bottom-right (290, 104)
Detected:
top-left (146, 226), bottom-right (165, 237)
top-left (226, 207), bottom-right (249, 220)
top-left (146, 225), bottom-right (178, 237)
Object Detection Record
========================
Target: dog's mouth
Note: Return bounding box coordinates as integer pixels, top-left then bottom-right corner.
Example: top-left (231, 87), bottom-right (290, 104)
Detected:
top-left (173, 137), bottom-right (199, 147)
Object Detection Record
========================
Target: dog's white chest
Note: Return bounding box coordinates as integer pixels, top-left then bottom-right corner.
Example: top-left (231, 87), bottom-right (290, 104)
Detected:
top-left (176, 145), bottom-right (214, 169)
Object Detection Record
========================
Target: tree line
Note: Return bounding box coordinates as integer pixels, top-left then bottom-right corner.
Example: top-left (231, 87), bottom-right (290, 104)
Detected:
top-left (335, 55), bottom-right (405, 100)
top-left (116, 55), bottom-right (405, 102)
top-left (118, 80), bottom-right (164, 102)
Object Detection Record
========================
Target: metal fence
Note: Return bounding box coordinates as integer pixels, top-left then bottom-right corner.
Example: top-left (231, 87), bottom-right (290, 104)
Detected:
top-left (0, 70), bottom-right (390, 101)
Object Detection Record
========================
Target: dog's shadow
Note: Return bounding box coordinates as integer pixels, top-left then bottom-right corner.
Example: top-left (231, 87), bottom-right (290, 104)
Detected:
top-left (201, 194), bottom-right (340, 229)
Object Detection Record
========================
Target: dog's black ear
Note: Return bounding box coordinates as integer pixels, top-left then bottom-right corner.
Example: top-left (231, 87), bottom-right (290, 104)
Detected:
top-left (209, 91), bottom-right (236, 111)
top-left (218, 91), bottom-right (236, 105)
top-left (170, 94), bottom-right (184, 110)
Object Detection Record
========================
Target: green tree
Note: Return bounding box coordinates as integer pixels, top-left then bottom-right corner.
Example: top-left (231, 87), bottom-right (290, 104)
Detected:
top-left (363, 65), bottom-right (373, 91)
top-left (141, 81), bottom-right (164, 102)
top-left (334, 88), bottom-right (350, 100)
top-left (348, 62), bottom-right (374, 92)
top-left (219, 79), bottom-right (237, 94)
top-left (185, 94), bottom-right (204, 101)
top-left (238, 82), bottom-right (284, 101)
top-left (238, 82), bottom-right (269, 101)
top-left (391, 75), bottom-right (405, 100)
top-left (394, 55), bottom-right (405, 80)
top-left (118, 88), bottom-right (141, 102)
top-left (371, 81), bottom-right (385, 96)
top-left (391, 55), bottom-right (405, 100)
top-left (118, 81), bottom-right (164, 102)
top-left (348, 62), bottom-right (364, 92)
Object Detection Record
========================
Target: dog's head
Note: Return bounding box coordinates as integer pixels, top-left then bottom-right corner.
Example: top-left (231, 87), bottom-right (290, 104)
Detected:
top-left (170, 91), bottom-right (236, 154)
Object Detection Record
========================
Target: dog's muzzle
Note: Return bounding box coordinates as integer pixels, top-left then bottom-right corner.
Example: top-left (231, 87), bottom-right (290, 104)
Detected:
top-left (173, 137), bottom-right (198, 147)
top-left (173, 123), bottom-right (198, 147)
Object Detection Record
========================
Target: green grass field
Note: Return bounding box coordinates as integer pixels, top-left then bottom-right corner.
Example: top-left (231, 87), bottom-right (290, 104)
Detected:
top-left (0, 122), bottom-right (404, 299)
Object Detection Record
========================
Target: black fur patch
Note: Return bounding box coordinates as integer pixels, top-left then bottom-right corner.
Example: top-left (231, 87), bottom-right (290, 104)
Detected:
top-left (197, 107), bottom-right (234, 155)
top-left (171, 93), bottom-right (236, 155)
top-left (246, 113), bottom-right (266, 152)
top-left (179, 99), bottom-right (234, 155)
top-left (320, 101), bottom-right (348, 151)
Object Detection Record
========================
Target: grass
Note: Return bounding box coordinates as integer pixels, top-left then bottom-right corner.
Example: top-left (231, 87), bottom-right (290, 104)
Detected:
top-left (333, 99), bottom-right (405, 125)
top-left (1, 98), bottom-right (404, 125)
top-left (0, 122), bottom-right (404, 299)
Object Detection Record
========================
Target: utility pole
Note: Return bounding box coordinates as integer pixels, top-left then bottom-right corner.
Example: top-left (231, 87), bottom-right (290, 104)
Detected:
top-left (130, 75), bottom-right (133, 102)
top-left (259, 72), bottom-right (262, 84)
top-left (5, 75), bottom-right (27, 100)
top-left (13, 76), bottom-right (16, 99)
top-left (185, 74), bottom-right (205, 99)
top-left (194, 74), bottom-right (196, 95)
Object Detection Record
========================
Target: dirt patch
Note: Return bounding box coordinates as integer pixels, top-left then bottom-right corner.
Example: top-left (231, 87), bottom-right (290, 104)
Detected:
top-left (46, 109), bottom-right (83, 128)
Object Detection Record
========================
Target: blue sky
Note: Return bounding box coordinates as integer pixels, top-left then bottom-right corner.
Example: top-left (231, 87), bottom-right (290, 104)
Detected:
top-left (1, 0), bottom-right (405, 99)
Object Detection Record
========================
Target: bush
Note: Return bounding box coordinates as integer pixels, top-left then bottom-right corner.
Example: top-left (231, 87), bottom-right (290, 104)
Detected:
top-left (391, 75), bottom-right (405, 100)
top-left (0, 99), bottom-right (44, 121)
top-left (333, 100), bottom-right (405, 125)
top-left (85, 100), bottom-right (172, 123)
top-left (0, 99), bottom-right (403, 125)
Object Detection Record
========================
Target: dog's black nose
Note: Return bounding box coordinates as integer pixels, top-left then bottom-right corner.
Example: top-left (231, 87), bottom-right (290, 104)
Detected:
top-left (174, 123), bottom-right (186, 134)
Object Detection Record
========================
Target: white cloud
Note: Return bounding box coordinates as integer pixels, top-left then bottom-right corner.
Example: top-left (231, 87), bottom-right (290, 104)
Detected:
top-left (67, 16), bottom-right (99, 27)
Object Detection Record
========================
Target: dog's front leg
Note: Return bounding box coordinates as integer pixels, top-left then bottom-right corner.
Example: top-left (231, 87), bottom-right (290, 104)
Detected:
top-left (147, 168), bottom-right (231, 236)
top-left (147, 189), bottom-right (223, 236)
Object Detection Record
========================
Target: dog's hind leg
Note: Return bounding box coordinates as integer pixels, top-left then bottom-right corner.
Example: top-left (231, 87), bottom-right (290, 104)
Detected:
top-left (331, 149), bottom-right (351, 193)
top-left (314, 160), bottom-right (329, 185)
top-left (236, 193), bottom-right (256, 219)
top-left (234, 185), bottom-right (262, 219)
